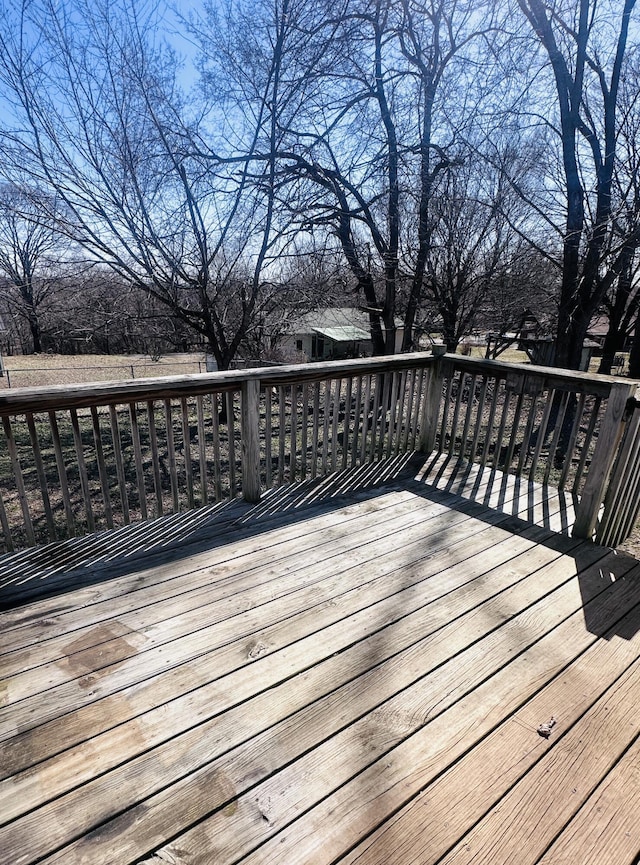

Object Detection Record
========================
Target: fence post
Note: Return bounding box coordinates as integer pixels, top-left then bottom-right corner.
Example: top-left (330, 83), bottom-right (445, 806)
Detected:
top-left (573, 381), bottom-right (636, 540)
top-left (241, 378), bottom-right (261, 503)
top-left (419, 356), bottom-right (445, 453)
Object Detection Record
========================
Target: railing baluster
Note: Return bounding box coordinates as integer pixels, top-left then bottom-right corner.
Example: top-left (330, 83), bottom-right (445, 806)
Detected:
top-left (241, 379), bottom-right (261, 503)
top-left (439, 373), bottom-right (454, 452)
top-left (164, 399), bottom-right (179, 512)
top-left (70, 408), bottom-right (95, 532)
top-left (479, 377), bottom-right (500, 469)
top-left (402, 368), bottom-right (416, 453)
top-left (377, 373), bottom-right (391, 460)
top-left (290, 384), bottom-right (298, 482)
top-left (558, 392), bottom-right (586, 490)
top-left (196, 395), bottom-right (208, 506)
top-left (108, 405), bottom-right (129, 525)
top-left (211, 392), bottom-right (223, 501)
top-left (343, 377), bottom-right (352, 470)
top-left (448, 371), bottom-right (467, 458)
top-left (386, 371), bottom-right (399, 458)
top-left (351, 375), bottom-right (362, 468)
top-left (50, 410), bottom-right (77, 536)
top-left (129, 402), bottom-right (148, 520)
top-left (360, 374), bottom-right (372, 462)
top-left (492, 381), bottom-right (512, 469)
top-left (516, 389), bottom-right (538, 478)
top-left (180, 398), bottom-right (194, 510)
top-left (90, 407), bottom-right (113, 529)
top-left (264, 386), bottom-right (273, 489)
top-left (145, 401), bottom-right (163, 517)
top-left (528, 387), bottom-right (555, 483)
top-left (26, 412), bottom-right (56, 538)
top-left (321, 380), bottom-right (331, 473)
top-left (543, 392), bottom-right (570, 485)
top-left (410, 367), bottom-right (425, 451)
top-left (458, 373), bottom-right (477, 460)
top-left (2, 416), bottom-right (35, 545)
top-left (469, 376), bottom-right (488, 462)
top-left (301, 383), bottom-right (309, 480)
top-left (503, 387), bottom-right (525, 471)
top-left (311, 382), bottom-right (320, 479)
top-left (226, 391), bottom-right (236, 498)
top-left (331, 378), bottom-right (341, 471)
top-left (278, 385), bottom-right (286, 485)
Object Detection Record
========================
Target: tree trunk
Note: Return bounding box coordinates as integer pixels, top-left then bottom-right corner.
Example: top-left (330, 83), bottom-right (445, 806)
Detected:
top-left (629, 315), bottom-right (640, 378)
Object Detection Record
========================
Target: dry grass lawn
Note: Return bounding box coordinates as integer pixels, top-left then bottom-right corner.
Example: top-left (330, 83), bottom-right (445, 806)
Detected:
top-left (0, 352), bottom-right (205, 389)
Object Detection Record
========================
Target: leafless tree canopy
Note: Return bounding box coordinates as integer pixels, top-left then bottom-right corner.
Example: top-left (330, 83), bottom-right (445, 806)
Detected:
top-left (0, 0), bottom-right (638, 368)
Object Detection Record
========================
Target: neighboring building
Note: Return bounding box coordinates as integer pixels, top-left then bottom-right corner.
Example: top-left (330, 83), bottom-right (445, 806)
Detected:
top-left (280, 308), bottom-right (405, 361)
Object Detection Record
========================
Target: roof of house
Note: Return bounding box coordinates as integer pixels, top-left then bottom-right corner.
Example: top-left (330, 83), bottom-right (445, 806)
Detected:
top-left (287, 308), bottom-right (403, 337)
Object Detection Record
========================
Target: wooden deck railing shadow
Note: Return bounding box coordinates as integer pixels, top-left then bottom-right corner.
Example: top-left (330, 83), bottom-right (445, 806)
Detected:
top-left (406, 452), bottom-right (640, 642)
top-left (417, 452), bottom-right (579, 536)
top-left (0, 453), bottom-right (423, 609)
top-left (0, 352), bottom-right (639, 561)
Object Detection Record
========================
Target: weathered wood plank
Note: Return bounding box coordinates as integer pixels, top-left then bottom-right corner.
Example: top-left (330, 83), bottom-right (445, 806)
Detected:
top-left (35, 545), bottom-right (625, 865)
top-left (0, 529), bottom-right (581, 830)
top-left (0, 485), bottom-right (422, 636)
top-left (436, 656), bottom-right (640, 865)
top-left (0, 495), bottom-right (456, 662)
top-left (0, 495), bottom-right (508, 713)
top-left (201, 559), bottom-right (640, 865)
top-left (537, 734), bottom-right (640, 865)
top-left (338, 606), bottom-right (640, 865)
top-left (0, 490), bottom-right (574, 778)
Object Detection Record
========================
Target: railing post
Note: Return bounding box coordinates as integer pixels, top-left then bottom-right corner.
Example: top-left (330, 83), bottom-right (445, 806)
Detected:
top-left (573, 381), bottom-right (636, 540)
top-left (595, 388), bottom-right (640, 547)
top-left (419, 356), bottom-right (445, 453)
top-left (241, 378), bottom-right (261, 503)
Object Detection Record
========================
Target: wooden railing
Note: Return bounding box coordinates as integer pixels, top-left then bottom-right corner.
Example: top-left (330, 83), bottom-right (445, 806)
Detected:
top-left (0, 352), bottom-right (639, 553)
top-left (426, 355), bottom-right (640, 547)
top-left (0, 355), bottom-right (434, 552)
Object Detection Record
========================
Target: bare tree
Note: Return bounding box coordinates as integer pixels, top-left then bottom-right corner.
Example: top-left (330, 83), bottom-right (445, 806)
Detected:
top-left (0, 184), bottom-right (72, 352)
top-left (0, 0), bottom-right (290, 369)
top-left (516, 0), bottom-right (638, 370)
top-left (200, 0), bottom-right (503, 354)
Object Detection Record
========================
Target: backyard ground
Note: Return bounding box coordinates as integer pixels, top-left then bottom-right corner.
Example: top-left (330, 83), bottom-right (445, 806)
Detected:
top-left (0, 352), bottom-right (205, 389)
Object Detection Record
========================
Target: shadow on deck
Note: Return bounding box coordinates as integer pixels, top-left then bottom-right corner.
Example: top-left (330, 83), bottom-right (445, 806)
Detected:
top-left (0, 451), bottom-right (582, 611)
top-left (1, 451), bottom-right (640, 865)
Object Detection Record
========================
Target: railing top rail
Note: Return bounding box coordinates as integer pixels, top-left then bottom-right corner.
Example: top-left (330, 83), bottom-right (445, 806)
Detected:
top-left (1, 349), bottom-right (637, 417)
top-left (0, 352), bottom-right (437, 416)
top-left (444, 354), bottom-right (639, 398)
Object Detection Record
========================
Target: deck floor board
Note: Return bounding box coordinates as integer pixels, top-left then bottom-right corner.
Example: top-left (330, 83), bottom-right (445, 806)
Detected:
top-left (1, 456), bottom-right (639, 865)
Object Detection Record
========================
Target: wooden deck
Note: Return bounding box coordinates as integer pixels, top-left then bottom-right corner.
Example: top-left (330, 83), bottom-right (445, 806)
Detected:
top-left (1, 455), bottom-right (640, 865)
